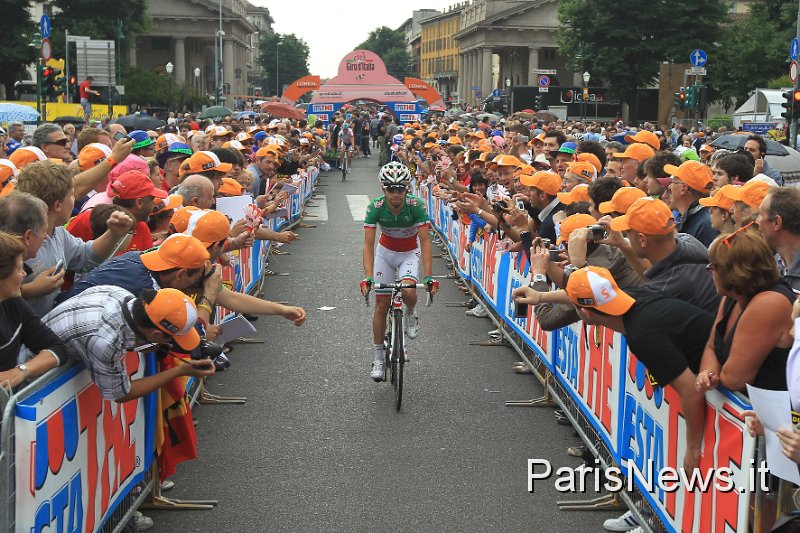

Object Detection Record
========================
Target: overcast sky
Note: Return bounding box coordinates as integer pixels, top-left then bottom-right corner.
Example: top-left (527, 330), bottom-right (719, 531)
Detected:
top-left (254, 0), bottom-right (461, 78)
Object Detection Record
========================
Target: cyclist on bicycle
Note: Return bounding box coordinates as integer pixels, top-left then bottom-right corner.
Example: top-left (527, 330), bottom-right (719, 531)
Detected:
top-left (339, 120), bottom-right (355, 167)
top-left (360, 162), bottom-right (439, 381)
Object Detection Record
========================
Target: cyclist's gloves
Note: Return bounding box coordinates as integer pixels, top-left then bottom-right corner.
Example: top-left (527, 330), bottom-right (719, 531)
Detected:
top-left (423, 276), bottom-right (438, 291)
top-left (361, 277), bottom-right (375, 292)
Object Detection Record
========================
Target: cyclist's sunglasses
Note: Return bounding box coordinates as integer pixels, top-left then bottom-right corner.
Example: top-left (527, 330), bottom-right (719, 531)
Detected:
top-left (384, 185), bottom-right (407, 193)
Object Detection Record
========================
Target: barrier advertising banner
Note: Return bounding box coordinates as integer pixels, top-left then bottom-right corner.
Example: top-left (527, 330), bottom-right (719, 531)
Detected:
top-left (14, 352), bottom-right (156, 533)
top-left (420, 184), bottom-right (758, 533)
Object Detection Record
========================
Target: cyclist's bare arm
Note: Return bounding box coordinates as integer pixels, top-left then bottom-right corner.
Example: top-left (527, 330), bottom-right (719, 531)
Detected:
top-left (417, 228), bottom-right (438, 295)
top-left (363, 227), bottom-right (376, 280)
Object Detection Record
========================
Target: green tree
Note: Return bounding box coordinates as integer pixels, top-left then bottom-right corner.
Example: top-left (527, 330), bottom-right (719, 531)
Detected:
top-left (121, 67), bottom-right (207, 110)
top-left (258, 33), bottom-right (310, 97)
top-left (0, 0), bottom-right (37, 98)
top-left (558, 0), bottom-right (727, 119)
top-left (358, 26), bottom-right (412, 79)
top-left (49, 0), bottom-right (151, 61)
top-left (708, 0), bottom-right (796, 107)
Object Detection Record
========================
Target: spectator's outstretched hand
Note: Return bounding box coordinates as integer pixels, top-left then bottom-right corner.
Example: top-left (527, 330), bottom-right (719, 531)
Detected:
top-left (282, 305), bottom-right (307, 326)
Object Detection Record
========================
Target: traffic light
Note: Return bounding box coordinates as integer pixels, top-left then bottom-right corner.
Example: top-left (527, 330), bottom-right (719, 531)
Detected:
top-left (41, 66), bottom-right (56, 99)
top-left (534, 94), bottom-right (548, 110)
top-left (685, 86), bottom-right (696, 110)
top-left (792, 89), bottom-right (800, 118)
top-left (678, 87), bottom-right (687, 110)
top-left (782, 90), bottom-right (795, 121)
top-left (68, 76), bottom-right (78, 103)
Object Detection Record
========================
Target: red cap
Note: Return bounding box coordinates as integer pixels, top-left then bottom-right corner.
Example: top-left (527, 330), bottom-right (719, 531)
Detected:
top-left (109, 170), bottom-right (168, 200)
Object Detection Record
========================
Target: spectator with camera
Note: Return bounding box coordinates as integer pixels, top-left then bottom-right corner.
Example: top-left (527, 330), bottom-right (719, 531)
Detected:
top-left (606, 197), bottom-right (720, 313)
top-left (696, 226), bottom-right (794, 393)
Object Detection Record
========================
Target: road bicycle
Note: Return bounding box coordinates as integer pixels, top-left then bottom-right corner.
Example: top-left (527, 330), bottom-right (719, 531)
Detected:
top-left (365, 281), bottom-right (433, 411)
top-left (340, 145), bottom-right (353, 182)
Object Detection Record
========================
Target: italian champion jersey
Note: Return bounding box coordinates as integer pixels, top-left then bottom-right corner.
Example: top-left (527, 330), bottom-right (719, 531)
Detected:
top-left (364, 195), bottom-right (430, 252)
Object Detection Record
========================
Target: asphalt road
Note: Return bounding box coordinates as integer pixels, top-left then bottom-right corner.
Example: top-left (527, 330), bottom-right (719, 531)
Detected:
top-left (150, 156), bottom-right (619, 532)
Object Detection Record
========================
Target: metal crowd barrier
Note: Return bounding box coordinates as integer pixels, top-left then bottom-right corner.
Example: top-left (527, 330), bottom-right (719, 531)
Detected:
top-left (0, 168), bottom-right (320, 532)
top-left (422, 182), bottom-right (794, 533)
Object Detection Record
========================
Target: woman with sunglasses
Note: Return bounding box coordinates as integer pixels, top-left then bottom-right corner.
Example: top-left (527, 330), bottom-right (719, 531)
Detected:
top-left (696, 225), bottom-right (794, 393)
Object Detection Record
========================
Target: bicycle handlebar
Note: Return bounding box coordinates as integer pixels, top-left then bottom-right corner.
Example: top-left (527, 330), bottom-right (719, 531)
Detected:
top-left (364, 282), bottom-right (434, 307)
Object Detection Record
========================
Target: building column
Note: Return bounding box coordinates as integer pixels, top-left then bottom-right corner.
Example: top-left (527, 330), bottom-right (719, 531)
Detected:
top-left (128, 36), bottom-right (137, 68)
top-left (174, 38), bottom-right (186, 85)
top-left (481, 47), bottom-right (492, 102)
top-left (468, 51), bottom-right (475, 105)
top-left (456, 52), bottom-right (467, 102)
top-left (527, 47), bottom-right (539, 85)
top-left (223, 39), bottom-right (234, 95)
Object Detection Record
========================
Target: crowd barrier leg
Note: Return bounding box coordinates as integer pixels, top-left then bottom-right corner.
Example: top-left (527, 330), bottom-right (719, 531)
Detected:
top-left (557, 493), bottom-right (626, 512)
top-left (198, 377), bottom-right (247, 405)
top-left (505, 372), bottom-right (556, 407)
top-left (141, 463), bottom-right (218, 511)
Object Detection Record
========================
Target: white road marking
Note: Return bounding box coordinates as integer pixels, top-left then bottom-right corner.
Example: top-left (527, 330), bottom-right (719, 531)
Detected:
top-left (304, 194), bottom-right (328, 221)
top-left (347, 195), bottom-right (371, 221)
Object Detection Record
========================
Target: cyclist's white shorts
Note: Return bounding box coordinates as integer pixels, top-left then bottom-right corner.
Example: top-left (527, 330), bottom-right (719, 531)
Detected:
top-left (374, 244), bottom-right (420, 294)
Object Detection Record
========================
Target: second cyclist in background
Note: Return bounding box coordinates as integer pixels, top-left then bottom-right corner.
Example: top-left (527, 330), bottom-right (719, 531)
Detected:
top-left (360, 162), bottom-right (439, 381)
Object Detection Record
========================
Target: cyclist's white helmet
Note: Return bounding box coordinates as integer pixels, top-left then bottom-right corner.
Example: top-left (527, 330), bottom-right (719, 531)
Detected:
top-left (379, 162), bottom-right (411, 186)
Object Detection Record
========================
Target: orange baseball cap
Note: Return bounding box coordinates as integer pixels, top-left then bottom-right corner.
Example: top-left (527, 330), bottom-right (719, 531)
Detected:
top-left (473, 131), bottom-right (486, 140)
top-left (78, 143), bottom-right (112, 171)
top-left (182, 151), bottom-right (232, 174)
top-left (557, 184), bottom-right (590, 205)
top-left (663, 160), bottom-right (713, 193)
top-left (576, 153), bottom-right (602, 174)
top-left (624, 130), bottom-right (660, 151)
top-left (699, 184), bottom-right (738, 210)
top-left (140, 233), bottom-right (210, 271)
top-left (447, 136), bottom-right (463, 145)
top-left (0, 159), bottom-right (19, 186)
top-left (210, 126), bottom-right (234, 138)
top-left (237, 131), bottom-right (255, 143)
top-left (529, 133), bottom-right (546, 145)
top-left (174, 209), bottom-right (230, 246)
top-left (725, 180), bottom-right (770, 209)
top-left (423, 142), bottom-right (437, 150)
top-left (494, 155), bottom-right (523, 168)
top-left (9, 146), bottom-right (47, 169)
top-left (613, 143), bottom-right (655, 163)
top-left (565, 161), bottom-right (597, 182)
top-left (557, 213), bottom-right (597, 245)
top-left (223, 140), bottom-right (250, 154)
top-left (515, 164), bottom-right (535, 176)
top-left (520, 171), bottom-right (561, 195)
top-left (566, 266), bottom-right (636, 316)
top-left (254, 147), bottom-right (279, 160)
top-left (152, 194), bottom-right (183, 216)
top-left (155, 133), bottom-right (186, 152)
top-left (609, 197), bottom-right (676, 235)
top-left (218, 177), bottom-right (244, 196)
top-left (599, 187), bottom-right (646, 215)
top-left (143, 288), bottom-right (201, 351)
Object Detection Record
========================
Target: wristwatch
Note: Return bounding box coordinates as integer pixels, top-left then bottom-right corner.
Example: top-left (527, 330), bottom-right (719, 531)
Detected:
top-left (532, 273), bottom-right (547, 284)
top-left (16, 364), bottom-right (30, 379)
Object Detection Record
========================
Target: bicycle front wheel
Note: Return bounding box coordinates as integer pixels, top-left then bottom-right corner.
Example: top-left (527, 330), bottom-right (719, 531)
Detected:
top-left (391, 309), bottom-right (404, 411)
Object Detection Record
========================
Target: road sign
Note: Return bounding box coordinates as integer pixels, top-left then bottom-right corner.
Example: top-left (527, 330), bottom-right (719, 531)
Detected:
top-left (690, 67), bottom-right (707, 76)
top-left (40, 15), bottom-right (51, 39)
top-left (537, 75), bottom-right (551, 88)
top-left (538, 87), bottom-right (549, 93)
top-left (40, 38), bottom-right (52, 61)
top-left (792, 38), bottom-right (799, 61)
top-left (792, 62), bottom-right (798, 83)
top-left (532, 68), bottom-right (557, 75)
top-left (470, 86), bottom-right (480, 91)
top-left (66, 35), bottom-right (90, 42)
top-left (689, 49), bottom-right (707, 67)
top-left (491, 88), bottom-right (502, 97)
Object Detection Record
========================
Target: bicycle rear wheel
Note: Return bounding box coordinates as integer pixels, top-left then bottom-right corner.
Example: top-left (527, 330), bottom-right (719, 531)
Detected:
top-left (391, 309), bottom-right (404, 411)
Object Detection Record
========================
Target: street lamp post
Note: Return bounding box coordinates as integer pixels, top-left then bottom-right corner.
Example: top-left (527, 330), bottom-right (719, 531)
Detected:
top-left (276, 40), bottom-right (283, 97)
top-left (165, 62), bottom-right (174, 111)
top-left (581, 71), bottom-right (591, 121)
top-left (194, 67), bottom-right (201, 108)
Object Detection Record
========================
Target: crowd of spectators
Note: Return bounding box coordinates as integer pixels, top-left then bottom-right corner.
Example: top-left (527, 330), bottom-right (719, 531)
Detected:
top-left (386, 113), bottom-right (799, 532)
top-left (0, 113), bottom-right (323, 530)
